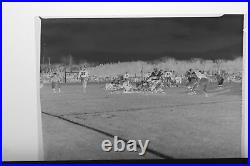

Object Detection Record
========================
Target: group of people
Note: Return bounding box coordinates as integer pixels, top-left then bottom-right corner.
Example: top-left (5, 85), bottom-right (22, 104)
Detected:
top-left (184, 68), bottom-right (225, 96)
top-left (185, 69), bottom-right (209, 96)
top-left (43, 65), bottom-right (226, 96)
top-left (44, 66), bottom-right (89, 93)
top-left (108, 68), bottom-right (173, 92)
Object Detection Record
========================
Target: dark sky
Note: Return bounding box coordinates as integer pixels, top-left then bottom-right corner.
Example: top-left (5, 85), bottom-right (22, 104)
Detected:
top-left (41, 15), bottom-right (244, 64)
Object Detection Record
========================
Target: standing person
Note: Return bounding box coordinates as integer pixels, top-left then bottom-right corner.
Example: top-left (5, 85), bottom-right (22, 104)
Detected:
top-left (164, 70), bottom-right (173, 87)
top-left (193, 70), bottom-right (209, 96)
top-left (148, 68), bottom-right (161, 92)
top-left (51, 72), bottom-right (56, 93)
top-left (185, 69), bottom-right (198, 93)
top-left (123, 72), bottom-right (130, 83)
top-left (185, 69), bottom-right (192, 88)
top-left (57, 69), bottom-right (62, 93)
top-left (51, 72), bottom-right (61, 93)
top-left (186, 69), bottom-right (195, 83)
top-left (78, 66), bottom-right (89, 93)
top-left (123, 72), bottom-right (131, 92)
top-left (215, 73), bottom-right (224, 88)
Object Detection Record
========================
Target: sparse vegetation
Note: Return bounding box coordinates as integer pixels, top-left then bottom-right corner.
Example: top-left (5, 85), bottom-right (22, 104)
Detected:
top-left (41, 57), bottom-right (243, 80)
top-left (85, 57), bottom-right (243, 77)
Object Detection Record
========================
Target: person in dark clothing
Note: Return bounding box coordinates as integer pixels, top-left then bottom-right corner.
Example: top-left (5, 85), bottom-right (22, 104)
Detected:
top-left (157, 69), bottom-right (164, 79)
top-left (215, 73), bottom-right (224, 87)
top-left (151, 68), bottom-right (158, 77)
top-left (185, 69), bottom-right (193, 83)
top-left (185, 69), bottom-right (199, 92)
top-left (147, 68), bottom-right (159, 81)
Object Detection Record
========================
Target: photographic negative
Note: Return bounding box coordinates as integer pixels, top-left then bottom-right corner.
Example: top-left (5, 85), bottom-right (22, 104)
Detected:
top-left (40, 15), bottom-right (245, 162)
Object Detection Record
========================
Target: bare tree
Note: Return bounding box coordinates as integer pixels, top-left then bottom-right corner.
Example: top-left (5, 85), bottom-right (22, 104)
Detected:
top-left (214, 59), bottom-right (223, 74)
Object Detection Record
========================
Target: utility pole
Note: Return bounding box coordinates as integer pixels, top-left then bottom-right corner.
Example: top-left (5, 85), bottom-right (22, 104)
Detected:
top-left (42, 42), bottom-right (46, 65)
top-left (69, 54), bottom-right (72, 72)
top-left (42, 56), bottom-right (45, 65)
top-left (42, 42), bottom-right (47, 73)
top-left (141, 64), bottom-right (143, 80)
top-left (48, 57), bottom-right (51, 72)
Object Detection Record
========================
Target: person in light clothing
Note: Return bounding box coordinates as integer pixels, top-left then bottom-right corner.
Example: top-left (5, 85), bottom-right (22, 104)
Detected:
top-left (123, 72), bottom-right (131, 92)
top-left (51, 72), bottom-right (61, 93)
top-left (193, 70), bottom-right (209, 97)
top-left (123, 72), bottom-right (130, 83)
top-left (78, 66), bottom-right (89, 93)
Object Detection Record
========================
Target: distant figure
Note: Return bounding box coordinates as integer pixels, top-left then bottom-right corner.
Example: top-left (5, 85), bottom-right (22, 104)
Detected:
top-left (186, 69), bottom-right (194, 83)
top-left (51, 72), bottom-right (61, 93)
top-left (193, 70), bottom-right (209, 97)
top-left (175, 76), bottom-right (182, 85)
top-left (40, 80), bottom-right (44, 88)
top-left (124, 72), bottom-right (130, 82)
top-left (144, 72), bottom-right (151, 80)
top-left (215, 73), bottom-right (224, 88)
top-left (185, 69), bottom-right (198, 90)
top-left (40, 74), bottom-right (44, 88)
top-left (121, 72), bottom-right (130, 92)
top-left (148, 68), bottom-right (160, 81)
top-left (164, 71), bottom-right (173, 87)
top-left (78, 66), bottom-right (89, 93)
top-left (157, 69), bottom-right (164, 79)
top-left (196, 70), bottom-right (207, 79)
top-left (147, 68), bottom-right (164, 92)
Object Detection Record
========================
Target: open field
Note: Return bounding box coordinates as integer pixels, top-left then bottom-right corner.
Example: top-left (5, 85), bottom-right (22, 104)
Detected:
top-left (41, 82), bottom-right (242, 160)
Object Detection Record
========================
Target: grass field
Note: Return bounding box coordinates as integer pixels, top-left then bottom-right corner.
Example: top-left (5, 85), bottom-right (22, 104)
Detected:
top-left (41, 82), bottom-right (242, 160)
